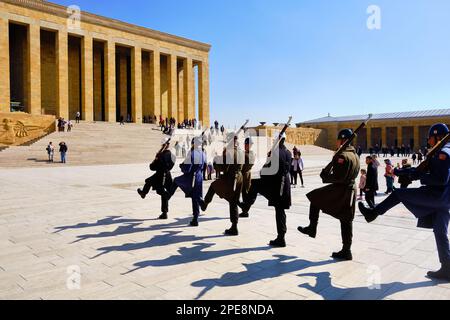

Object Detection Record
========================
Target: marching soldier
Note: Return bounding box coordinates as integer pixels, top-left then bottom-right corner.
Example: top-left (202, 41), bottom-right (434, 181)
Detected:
top-left (137, 137), bottom-right (175, 220)
top-left (239, 133), bottom-right (292, 247)
top-left (298, 129), bottom-right (360, 260)
top-left (168, 136), bottom-right (206, 227)
top-left (239, 137), bottom-right (256, 218)
top-left (200, 134), bottom-right (245, 236)
top-left (359, 124), bottom-right (450, 281)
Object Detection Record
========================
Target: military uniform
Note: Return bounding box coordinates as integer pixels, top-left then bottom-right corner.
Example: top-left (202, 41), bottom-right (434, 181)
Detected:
top-left (299, 129), bottom-right (360, 260)
top-left (201, 146), bottom-right (245, 235)
top-left (241, 141), bottom-right (292, 246)
top-left (240, 148), bottom-right (256, 217)
top-left (169, 139), bottom-right (206, 226)
top-left (359, 124), bottom-right (450, 280)
top-left (138, 149), bottom-right (175, 219)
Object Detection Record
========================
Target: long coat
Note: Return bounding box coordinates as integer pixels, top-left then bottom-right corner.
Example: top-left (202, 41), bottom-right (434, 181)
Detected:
top-left (211, 148), bottom-right (245, 202)
top-left (365, 162), bottom-right (378, 192)
top-left (395, 143), bottom-right (450, 229)
top-left (259, 145), bottom-right (292, 209)
top-left (174, 148), bottom-right (206, 200)
top-left (147, 149), bottom-right (175, 195)
top-left (307, 146), bottom-right (360, 221)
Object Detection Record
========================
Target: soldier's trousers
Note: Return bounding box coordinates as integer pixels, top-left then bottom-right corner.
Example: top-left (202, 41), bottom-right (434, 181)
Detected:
top-left (275, 207), bottom-right (287, 236)
top-left (377, 192), bottom-right (450, 264)
top-left (204, 187), bottom-right (239, 224)
top-left (309, 205), bottom-right (353, 251)
top-left (142, 177), bottom-right (169, 214)
top-left (169, 183), bottom-right (201, 219)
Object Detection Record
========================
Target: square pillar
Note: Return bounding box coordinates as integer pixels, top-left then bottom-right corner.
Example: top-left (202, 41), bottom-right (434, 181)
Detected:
top-left (198, 59), bottom-right (210, 127)
top-left (150, 49), bottom-right (160, 118)
top-left (413, 126), bottom-right (419, 150)
top-left (397, 126), bottom-right (403, 147)
top-left (381, 126), bottom-right (387, 147)
top-left (366, 126), bottom-right (372, 150)
top-left (183, 57), bottom-right (195, 121)
top-left (168, 54), bottom-right (178, 120)
top-left (28, 23), bottom-right (41, 115)
top-left (82, 35), bottom-right (94, 121)
top-left (56, 30), bottom-right (69, 119)
top-left (105, 40), bottom-right (116, 122)
top-left (131, 46), bottom-right (142, 123)
top-left (0, 18), bottom-right (10, 113)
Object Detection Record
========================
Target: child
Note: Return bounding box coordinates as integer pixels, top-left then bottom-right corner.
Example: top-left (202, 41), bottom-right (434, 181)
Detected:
top-left (358, 169), bottom-right (367, 200)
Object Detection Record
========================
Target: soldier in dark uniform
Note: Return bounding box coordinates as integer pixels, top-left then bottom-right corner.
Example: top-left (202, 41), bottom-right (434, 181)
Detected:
top-left (137, 137), bottom-right (175, 220)
top-left (298, 129), bottom-right (360, 260)
top-left (359, 124), bottom-right (450, 281)
top-left (168, 136), bottom-right (206, 227)
top-left (200, 133), bottom-right (245, 236)
top-left (239, 137), bottom-right (256, 218)
top-left (239, 134), bottom-right (292, 247)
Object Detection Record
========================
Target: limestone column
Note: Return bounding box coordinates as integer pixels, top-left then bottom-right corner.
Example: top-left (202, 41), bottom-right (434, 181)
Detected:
top-left (198, 59), bottom-right (210, 127)
top-left (105, 41), bottom-right (116, 122)
top-left (413, 125), bottom-right (419, 150)
top-left (177, 67), bottom-right (184, 121)
top-left (168, 54), bottom-right (178, 120)
top-left (131, 46), bottom-right (142, 123)
top-left (366, 126), bottom-right (372, 149)
top-left (381, 126), bottom-right (387, 147)
top-left (0, 18), bottom-right (10, 113)
top-left (28, 23), bottom-right (41, 115)
top-left (150, 49), bottom-right (160, 118)
top-left (56, 29), bottom-right (69, 119)
top-left (82, 35), bottom-right (94, 121)
top-left (183, 57), bottom-right (194, 121)
top-left (397, 127), bottom-right (403, 147)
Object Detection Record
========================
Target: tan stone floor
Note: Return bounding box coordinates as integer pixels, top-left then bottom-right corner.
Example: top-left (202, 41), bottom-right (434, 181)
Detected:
top-left (1, 153), bottom-right (449, 300)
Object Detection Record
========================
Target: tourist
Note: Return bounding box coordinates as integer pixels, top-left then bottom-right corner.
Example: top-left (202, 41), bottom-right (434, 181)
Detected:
top-left (46, 142), bottom-right (54, 162)
top-left (220, 125), bottom-right (225, 136)
top-left (181, 142), bottom-right (187, 158)
top-left (291, 152), bottom-right (304, 187)
top-left (67, 120), bottom-right (73, 132)
top-left (364, 157), bottom-right (378, 208)
top-left (384, 159), bottom-right (395, 194)
top-left (417, 150), bottom-right (424, 164)
top-left (174, 141), bottom-right (181, 158)
top-left (358, 169), bottom-right (367, 201)
top-left (59, 142), bottom-right (68, 164)
top-left (412, 152), bottom-right (417, 165)
top-left (75, 111), bottom-right (81, 124)
top-left (207, 162), bottom-right (214, 181)
top-left (120, 115), bottom-right (125, 125)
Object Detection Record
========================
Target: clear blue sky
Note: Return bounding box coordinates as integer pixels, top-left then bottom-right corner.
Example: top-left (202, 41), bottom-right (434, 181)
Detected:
top-left (54, 0), bottom-right (450, 127)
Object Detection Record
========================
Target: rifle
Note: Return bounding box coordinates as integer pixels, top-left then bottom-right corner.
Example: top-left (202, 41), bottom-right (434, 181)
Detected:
top-left (322, 114), bottom-right (373, 177)
top-left (395, 132), bottom-right (450, 179)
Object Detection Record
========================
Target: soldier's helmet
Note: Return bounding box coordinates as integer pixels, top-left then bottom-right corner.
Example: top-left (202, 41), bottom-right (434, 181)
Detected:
top-left (337, 129), bottom-right (353, 140)
top-left (429, 123), bottom-right (449, 138)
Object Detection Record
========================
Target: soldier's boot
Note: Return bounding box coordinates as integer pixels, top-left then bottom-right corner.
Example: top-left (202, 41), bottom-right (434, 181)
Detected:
top-left (137, 188), bottom-right (146, 199)
top-left (200, 189), bottom-right (215, 212)
top-left (358, 202), bottom-right (378, 223)
top-left (297, 223), bottom-right (317, 239)
top-left (199, 199), bottom-right (208, 212)
top-left (427, 262), bottom-right (450, 281)
top-left (158, 213), bottom-right (168, 220)
top-left (225, 223), bottom-right (239, 236)
top-left (359, 193), bottom-right (401, 223)
top-left (190, 218), bottom-right (199, 227)
top-left (331, 249), bottom-right (353, 261)
top-left (239, 212), bottom-right (249, 218)
top-left (269, 235), bottom-right (286, 248)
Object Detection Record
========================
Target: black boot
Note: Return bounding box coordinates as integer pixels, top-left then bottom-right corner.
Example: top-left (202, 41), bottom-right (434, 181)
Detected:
top-left (332, 249), bottom-right (353, 261)
top-left (239, 212), bottom-right (249, 218)
top-left (190, 218), bottom-right (199, 227)
top-left (225, 224), bottom-right (238, 236)
top-left (158, 213), bottom-right (168, 220)
top-left (297, 224), bottom-right (317, 239)
top-left (358, 202), bottom-right (378, 223)
top-left (269, 236), bottom-right (286, 248)
top-left (427, 262), bottom-right (450, 281)
top-left (200, 199), bottom-right (208, 212)
top-left (137, 188), bottom-right (146, 199)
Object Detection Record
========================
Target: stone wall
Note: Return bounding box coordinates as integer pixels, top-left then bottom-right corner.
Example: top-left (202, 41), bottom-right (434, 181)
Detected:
top-left (0, 112), bottom-right (55, 146)
top-left (253, 126), bottom-right (328, 149)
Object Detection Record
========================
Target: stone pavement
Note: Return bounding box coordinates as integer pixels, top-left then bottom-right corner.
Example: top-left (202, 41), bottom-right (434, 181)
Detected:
top-left (0, 156), bottom-right (449, 300)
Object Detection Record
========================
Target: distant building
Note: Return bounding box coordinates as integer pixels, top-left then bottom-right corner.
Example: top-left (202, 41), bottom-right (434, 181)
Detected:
top-left (298, 109), bottom-right (450, 151)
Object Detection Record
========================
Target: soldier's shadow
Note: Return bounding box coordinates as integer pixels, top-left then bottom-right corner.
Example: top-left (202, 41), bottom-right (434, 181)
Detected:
top-left (124, 242), bottom-right (273, 275)
top-left (54, 216), bottom-right (152, 233)
top-left (297, 272), bottom-right (439, 300)
top-left (92, 231), bottom-right (226, 258)
top-left (71, 217), bottom-right (226, 243)
top-left (191, 254), bottom-right (336, 299)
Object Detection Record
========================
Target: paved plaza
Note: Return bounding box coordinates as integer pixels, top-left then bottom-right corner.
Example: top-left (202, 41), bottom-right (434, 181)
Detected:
top-left (1, 151), bottom-right (450, 300)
